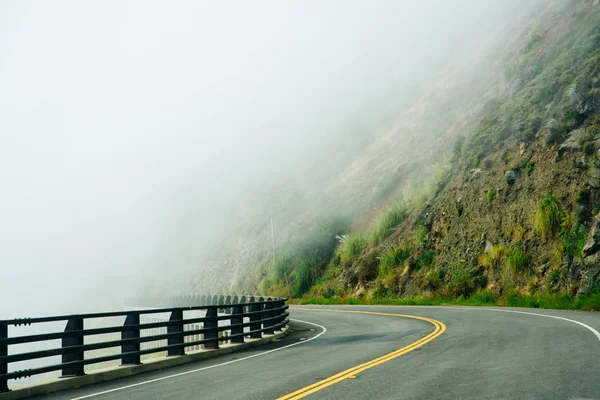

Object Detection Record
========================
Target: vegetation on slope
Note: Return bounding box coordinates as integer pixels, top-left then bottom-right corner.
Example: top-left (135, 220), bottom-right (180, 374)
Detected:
top-left (237, 0), bottom-right (600, 311)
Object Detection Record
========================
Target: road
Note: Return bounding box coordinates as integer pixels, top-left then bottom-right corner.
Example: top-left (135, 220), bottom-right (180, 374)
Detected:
top-left (43, 305), bottom-right (600, 399)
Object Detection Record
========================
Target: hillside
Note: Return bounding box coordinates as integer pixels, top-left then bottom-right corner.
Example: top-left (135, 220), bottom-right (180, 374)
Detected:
top-left (191, 0), bottom-right (600, 309)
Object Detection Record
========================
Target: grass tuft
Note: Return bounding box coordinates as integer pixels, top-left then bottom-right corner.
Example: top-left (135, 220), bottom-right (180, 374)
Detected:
top-left (505, 244), bottom-right (530, 273)
top-left (337, 233), bottom-right (367, 266)
top-left (292, 259), bottom-right (316, 297)
top-left (368, 201), bottom-right (409, 246)
top-left (535, 195), bottom-right (564, 237)
top-left (378, 243), bottom-right (413, 276)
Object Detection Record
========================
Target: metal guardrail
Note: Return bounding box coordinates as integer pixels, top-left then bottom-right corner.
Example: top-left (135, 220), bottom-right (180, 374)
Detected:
top-left (0, 295), bottom-right (288, 393)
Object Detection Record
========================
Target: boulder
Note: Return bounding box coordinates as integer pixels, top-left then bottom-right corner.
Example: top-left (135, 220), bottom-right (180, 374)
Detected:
top-left (505, 169), bottom-right (519, 185)
top-left (573, 155), bottom-right (587, 169)
top-left (469, 168), bottom-right (483, 181)
top-left (582, 213), bottom-right (600, 257)
top-left (589, 149), bottom-right (600, 188)
top-left (578, 255), bottom-right (600, 296)
top-left (557, 128), bottom-right (586, 158)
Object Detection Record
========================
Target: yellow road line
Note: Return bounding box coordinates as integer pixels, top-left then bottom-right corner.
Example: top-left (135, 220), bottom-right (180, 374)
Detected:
top-left (277, 308), bottom-right (446, 400)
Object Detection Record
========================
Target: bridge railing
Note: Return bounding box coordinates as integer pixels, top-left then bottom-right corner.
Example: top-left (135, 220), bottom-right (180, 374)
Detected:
top-left (0, 295), bottom-right (288, 393)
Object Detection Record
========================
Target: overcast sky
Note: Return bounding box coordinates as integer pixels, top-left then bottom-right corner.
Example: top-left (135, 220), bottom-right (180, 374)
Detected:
top-left (0, 0), bottom-right (533, 317)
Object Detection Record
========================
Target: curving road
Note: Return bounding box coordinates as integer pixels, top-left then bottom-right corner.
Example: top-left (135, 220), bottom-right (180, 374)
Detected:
top-left (44, 305), bottom-right (600, 400)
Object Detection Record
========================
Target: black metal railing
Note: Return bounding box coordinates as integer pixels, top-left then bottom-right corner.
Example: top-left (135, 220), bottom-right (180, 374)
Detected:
top-left (0, 295), bottom-right (288, 393)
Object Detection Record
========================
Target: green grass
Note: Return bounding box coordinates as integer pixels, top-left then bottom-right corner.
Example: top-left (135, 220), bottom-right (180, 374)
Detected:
top-left (377, 243), bottom-right (413, 276)
top-left (415, 250), bottom-right (436, 270)
top-left (535, 195), bottom-right (564, 237)
top-left (487, 189), bottom-right (494, 204)
top-left (505, 245), bottom-right (530, 273)
top-left (526, 160), bottom-right (535, 176)
top-left (337, 233), bottom-right (367, 266)
top-left (561, 224), bottom-right (588, 260)
top-left (415, 226), bottom-right (428, 247)
top-left (368, 201), bottom-right (409, 246)
top-left (408, 158), bottom-right (451, 208)
top-left (273, 253), bottom-right (294, 282)
top-left (293, 291), bottom-right (600, 311)
top-left (292, 259), bottom-right (316, 297)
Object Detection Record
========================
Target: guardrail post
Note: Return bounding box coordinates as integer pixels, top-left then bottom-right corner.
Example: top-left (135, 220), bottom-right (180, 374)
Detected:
top-left (249, 298), bottom-right (262, 339)
top-left (121, 313), bottom-right (141, 365)
top-left (1, 323), bottom-right (8, 393)
top-left (61, 317), bottom-right (85, 377)
top-left (263, 300), bottom-right (275, 335)
top-left (230, 304), bottom-right (244, 344)
top-left (167, 309), bottom-right (185, 356)
top-left (204, 307), bottom-right (219, 349)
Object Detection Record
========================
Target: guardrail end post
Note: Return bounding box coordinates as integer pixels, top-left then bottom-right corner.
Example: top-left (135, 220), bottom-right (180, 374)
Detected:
top-left (1, 323), bottom-right (8, 393)
top-left (167, 309), bottom-right (185, 356)
top-left (204, 307), bottom-right (219, 349)
top-left (121, 313), bottom-right (141, 365)
top-left (61, 317), bottom-right (85, 377)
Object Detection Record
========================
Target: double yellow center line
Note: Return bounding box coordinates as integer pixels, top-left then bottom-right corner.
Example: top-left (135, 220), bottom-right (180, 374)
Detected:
top-left (277, 308), bottom-right (446, 400)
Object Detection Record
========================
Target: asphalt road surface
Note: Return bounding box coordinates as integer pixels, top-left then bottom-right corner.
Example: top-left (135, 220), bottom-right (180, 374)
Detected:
top-left (43, 305), bottom-right (600, 399)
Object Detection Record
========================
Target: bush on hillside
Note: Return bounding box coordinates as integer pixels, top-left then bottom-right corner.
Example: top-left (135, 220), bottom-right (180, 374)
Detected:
top-left (536, 195), bottom-right (564, 237)
top-left (292, 258), bottom-right (317, 297)
top-left (505, 244), bottom-right (530, 273)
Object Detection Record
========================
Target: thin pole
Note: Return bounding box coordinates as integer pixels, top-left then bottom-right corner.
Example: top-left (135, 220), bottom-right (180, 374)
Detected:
top-left (270, 194), bottom-right (276, 261)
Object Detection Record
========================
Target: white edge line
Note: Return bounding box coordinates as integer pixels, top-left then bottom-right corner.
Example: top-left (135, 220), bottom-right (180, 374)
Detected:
top-left (486, 308), bottom-right (600, 341)
top-left (70, 319), bottom-right (327, 400)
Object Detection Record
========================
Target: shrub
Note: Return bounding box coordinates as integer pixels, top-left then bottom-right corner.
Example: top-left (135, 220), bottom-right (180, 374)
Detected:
top-left (545, 119), bottom-right (565, 146)
top-left (457, 201), bottom-right (464, 217)
top-left (292, 259), bottom-right (316, 297)
top-left (445, 262), bottom-right (486, 298)
top-left (257, 277), bottom-right (273, 295)
top-left (536, 195), bottom-right (564, 237)
top-left (487, 189), bottom-right (495, 204)
top-left (526, 160), bottom-right (535, 176)
top-left (479, 245), bottom-right (505, 270)
top-left (369, 201), bottom-right (409, 246)
top-left (561, 224), bottom-right (588, 260)
top-left (337, 233), bottom-right (367, 266)
top-left (415, 250), bottom-right (436, 270)
top-left (513, 225), bottom-right (526, 241)
top-left (378, 243), bottom-right (413, 276)
top-left (423, 269), bottom-right (444, 290)
top-left (473, 154), bottom-right (480, 167)
top-left (273, 253), bottom-right (294, 282)
top-left (505, 244), bottom-right (530, 273)
top-left (454, 136), bottom-right (465, 156)
top-left (415, 226), bottom-right (428, 247)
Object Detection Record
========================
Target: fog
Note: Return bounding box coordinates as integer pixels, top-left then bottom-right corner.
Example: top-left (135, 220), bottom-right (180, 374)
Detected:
top-left (0, 0), bottom-right (536, 317)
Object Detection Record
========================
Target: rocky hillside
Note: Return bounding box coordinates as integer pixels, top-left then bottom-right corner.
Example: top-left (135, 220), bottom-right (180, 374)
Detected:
top-left (191, 0), bottom-right (600, 309)
top-left (306, 0), bottom-right (600, 306)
